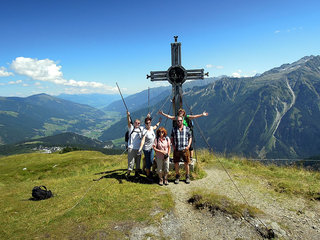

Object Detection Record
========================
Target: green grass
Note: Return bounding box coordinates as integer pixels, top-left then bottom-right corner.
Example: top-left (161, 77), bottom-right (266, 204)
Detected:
top-left (0, 151), bottom-right (173, 239)
top-left (196, 149), bottom-right (320, 200)
top-left (189, 188), bottom-right (263, 219)
top-left (2, 148), bottom-right (319, 239)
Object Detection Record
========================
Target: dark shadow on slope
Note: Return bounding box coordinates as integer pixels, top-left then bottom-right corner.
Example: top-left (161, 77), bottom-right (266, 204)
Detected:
top-left (93, 169), bottom-right (157, 184)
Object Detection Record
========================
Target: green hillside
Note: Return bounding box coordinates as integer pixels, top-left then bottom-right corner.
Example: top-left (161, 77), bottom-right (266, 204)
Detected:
top-left (0, 151), bottom-right (173, 239)
top-left (0, 132), bottom-right (121, 156)
top-left (0, 94), bottom-right (120, 145)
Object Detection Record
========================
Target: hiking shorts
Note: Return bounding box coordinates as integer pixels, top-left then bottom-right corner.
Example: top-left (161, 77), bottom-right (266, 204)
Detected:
top-left (155, 155), bottom-right (169, 174)
top-left (173, 149), bottom-right (190, 164)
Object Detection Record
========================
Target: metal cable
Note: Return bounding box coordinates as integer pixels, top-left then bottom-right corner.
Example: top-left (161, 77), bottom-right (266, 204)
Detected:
top-left (183, 100), bottom-right (270, 232)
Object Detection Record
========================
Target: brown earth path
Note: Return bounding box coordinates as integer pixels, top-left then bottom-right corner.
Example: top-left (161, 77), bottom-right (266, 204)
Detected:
top-left (129, 167), bottom-right (320, 239)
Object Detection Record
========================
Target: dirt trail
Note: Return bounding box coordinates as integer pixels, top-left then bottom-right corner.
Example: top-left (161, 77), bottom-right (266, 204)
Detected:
top-left (130, 167), bottom-right (320, 239)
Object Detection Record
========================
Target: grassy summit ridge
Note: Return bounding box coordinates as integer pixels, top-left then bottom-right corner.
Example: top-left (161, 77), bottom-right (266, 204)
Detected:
top-left (1, 150), bottom-right (320, 239)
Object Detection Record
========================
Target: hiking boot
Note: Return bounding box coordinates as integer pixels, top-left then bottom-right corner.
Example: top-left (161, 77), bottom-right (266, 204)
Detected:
top-left (159, 178), bottom-right (163, 186)
top-left (185, 174), bottom-right (190, 184)
top-left (125, 173), bottom-right (130, 180)
top-left (164, 174), bottom-right (169, 185)
top-left (134, 171), bottom-right (140, 178)
top-left (174, 174), bottom-right (180, 184)
top-left (146, 176), bottom-right (153, 183)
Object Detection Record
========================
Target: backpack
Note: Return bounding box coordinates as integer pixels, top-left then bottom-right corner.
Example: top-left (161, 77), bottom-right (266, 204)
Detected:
top-left (32, 186), bottom-right (53, 201)
top-left (185, 116), bottom-right (193, 131)
top-left (125, 127), bottom-right (143, 145)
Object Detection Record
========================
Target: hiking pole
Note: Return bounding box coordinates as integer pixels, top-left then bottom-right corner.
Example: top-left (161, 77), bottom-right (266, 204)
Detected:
top-left (148, 87), bottom-right (150, 115)
top-left (116, 82), bottom-right (129, 112)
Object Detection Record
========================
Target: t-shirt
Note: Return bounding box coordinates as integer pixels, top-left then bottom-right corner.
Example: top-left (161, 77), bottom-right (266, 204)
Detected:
top-left (142, 128), bottom-right (156, 151)
top-left (128, 125), bottom-right (144, 150)
top-left (183, 115), bottom-right (190, 127)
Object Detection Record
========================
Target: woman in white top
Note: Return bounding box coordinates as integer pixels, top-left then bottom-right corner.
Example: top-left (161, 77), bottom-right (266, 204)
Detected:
top-left (138, 116), bottom-right (161, 180)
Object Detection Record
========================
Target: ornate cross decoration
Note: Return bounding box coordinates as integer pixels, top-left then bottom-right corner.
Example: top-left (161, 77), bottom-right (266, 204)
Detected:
top-left (147, 36), bottom-right (209, 116)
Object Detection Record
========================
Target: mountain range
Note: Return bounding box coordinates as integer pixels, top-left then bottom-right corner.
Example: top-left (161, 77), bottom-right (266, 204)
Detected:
top-left (57, 93), bottom-right (123, 109)
top-left (101, 55), bottom-right (320, 159)
top-left (1, 56), bottom-right (320, 159)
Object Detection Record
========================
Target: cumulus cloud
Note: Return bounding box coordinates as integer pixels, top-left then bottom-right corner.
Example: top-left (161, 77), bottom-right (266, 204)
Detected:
top-left (0, 66), bottom-right (14, 77)
top-left (232, 69), bottom-right (242, 78)
top-left (10, 57), bottom-right (117, 92)
top-left (232, 72), bottom-right (241, 78)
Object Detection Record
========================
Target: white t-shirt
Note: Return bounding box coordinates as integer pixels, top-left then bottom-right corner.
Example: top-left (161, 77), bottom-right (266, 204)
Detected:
top-left (142, 128), bottom-right (156, 151)
top-left (128, 125), bottom-right (144, 150)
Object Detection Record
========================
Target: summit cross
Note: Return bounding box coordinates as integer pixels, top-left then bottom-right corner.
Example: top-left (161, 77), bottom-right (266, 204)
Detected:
top-left (147, 36), bottom-right (209, 116)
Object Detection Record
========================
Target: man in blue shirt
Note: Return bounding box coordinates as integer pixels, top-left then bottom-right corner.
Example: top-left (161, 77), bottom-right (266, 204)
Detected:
top-left (171, 116), bottom-right (192, 184)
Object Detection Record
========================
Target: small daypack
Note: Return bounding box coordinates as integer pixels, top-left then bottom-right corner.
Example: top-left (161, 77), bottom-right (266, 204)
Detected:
top-left (126, 127), bottom-right (143, 145)
top-left (32, 186), bottom-right (53, 200)
top-left (184, 116), bottom-right (193, 131)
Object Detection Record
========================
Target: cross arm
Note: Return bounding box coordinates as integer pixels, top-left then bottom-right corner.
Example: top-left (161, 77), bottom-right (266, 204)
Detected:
top-left (147, 71), bottom-right (168, 81)
top-left (186, 69), bottom-right (209, 80)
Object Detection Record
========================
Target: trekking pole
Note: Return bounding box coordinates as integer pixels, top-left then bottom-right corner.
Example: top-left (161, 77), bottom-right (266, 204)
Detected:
top-left (148, 87), bottom-right (150, 115)
top-left (116, 82), bottom-right (129, 112)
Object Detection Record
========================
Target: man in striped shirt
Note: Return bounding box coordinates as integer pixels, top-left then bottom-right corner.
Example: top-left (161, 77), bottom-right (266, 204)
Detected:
top-left (171, 116), bottom-right (192, 184)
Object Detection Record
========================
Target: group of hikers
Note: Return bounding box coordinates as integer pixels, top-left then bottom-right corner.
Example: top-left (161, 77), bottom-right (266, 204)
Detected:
top-left (126, 108), bottom-right (208, 185)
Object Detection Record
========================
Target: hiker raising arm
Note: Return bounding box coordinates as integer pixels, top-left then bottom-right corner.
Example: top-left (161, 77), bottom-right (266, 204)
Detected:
top-left (187, 111), bottom-right (208, 119)
top-left (126, 112), bottom-right (143, 179)
top-left (158, 110), bottom-right (175, 120)
top-left (139, 117), bottom-right (162, 152)
top-left (127, 111), bottom-right (132, 128)
top-left (158, 110), bottom-right (208, 120)
top-left (138, 116), bottom-right (160, 181)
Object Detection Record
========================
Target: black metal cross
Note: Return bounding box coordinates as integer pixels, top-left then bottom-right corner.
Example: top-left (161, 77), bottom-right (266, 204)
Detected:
top-left (147, 36), bottom-right (208, 116)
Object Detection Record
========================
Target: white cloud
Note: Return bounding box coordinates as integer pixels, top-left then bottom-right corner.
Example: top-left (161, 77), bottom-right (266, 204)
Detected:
top-left (232, 72), bottom-right (241, 78)
top-left (205, 64), bottom-right (224, 69)
top-left (0, 66), bottom-right (14, 77)
top-left (11, 57), bottom-right (63, 82)
top-left (275, 27), bottom-right (302, 34)
top-left (8, 80), bottom-right (23, 85)
top-left (232, 69), bottom-right (242, 78)
top-left (10, 57), bottom-right (117, 93)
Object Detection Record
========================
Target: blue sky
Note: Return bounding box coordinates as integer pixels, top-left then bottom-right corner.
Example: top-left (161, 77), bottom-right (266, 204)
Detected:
top-left (0, 0), bottom-right (319, 97)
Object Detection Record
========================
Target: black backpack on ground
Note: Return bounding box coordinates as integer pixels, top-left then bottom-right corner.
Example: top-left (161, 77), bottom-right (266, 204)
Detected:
top-left (32, 186), bottom-right (53, 200)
